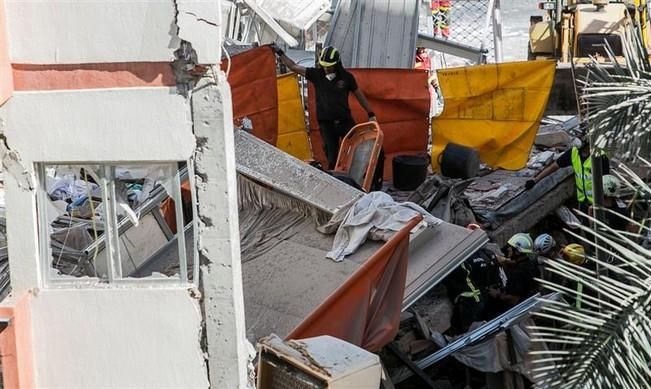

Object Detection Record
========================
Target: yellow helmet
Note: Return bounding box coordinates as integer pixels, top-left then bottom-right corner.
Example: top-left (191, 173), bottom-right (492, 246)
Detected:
top-left (319, 46), bottom-right (340, 67)
top-left (562, 243), bottom-right (586, 265)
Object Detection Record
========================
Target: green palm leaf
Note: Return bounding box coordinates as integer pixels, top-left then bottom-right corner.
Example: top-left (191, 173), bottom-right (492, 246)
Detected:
top-left (530, 160), bottom-right (651, 388)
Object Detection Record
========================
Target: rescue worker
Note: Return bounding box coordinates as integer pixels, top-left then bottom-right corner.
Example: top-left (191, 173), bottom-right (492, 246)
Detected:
top-left (271, 44), bottom-right (376, 169)
top-left (431, 0), bottom-right (452, 39)
top-left (414, 47), bottom-right (432, 71)
top-left (525, 139), bottom-right (609, 214)
top-left (561, 243), bottom-right (587, 309)
top-left (597, 174), bottom-right (636, 232)
top-left (444, 246), bottom-right (504, 334)
top-left (534, 233), bottom-right (557, 258)
top-left (443, 224), bottom-right (505, 334)
top-left (488, 233), bottom-right (539, 310)
top-left (534, 233), bottom-right (557, 280)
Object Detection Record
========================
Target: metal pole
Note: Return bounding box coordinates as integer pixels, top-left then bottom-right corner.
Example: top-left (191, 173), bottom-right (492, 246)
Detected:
top-left (351, 0), bottom-right (363, 67)
top-left (492, 0), bottom-right (504, 63)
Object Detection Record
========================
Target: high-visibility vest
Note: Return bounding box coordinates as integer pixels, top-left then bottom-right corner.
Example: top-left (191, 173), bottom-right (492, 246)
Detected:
top-left (455, 263), bottom-right (481, 303)
top-left (570, 147), bottom-right (593, 204)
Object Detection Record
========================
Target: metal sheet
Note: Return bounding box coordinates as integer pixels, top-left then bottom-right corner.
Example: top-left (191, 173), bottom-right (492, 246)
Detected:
top-left (415, 293), bottom-right (557, 369)
top-left (326, 0), bottom-right (419, 68)
top-left (257, 0), bottom-right (330, 31)
top-left (402, 227), bottom-right (489, 310)
top-left (235, 129), bottom-right (362, 214)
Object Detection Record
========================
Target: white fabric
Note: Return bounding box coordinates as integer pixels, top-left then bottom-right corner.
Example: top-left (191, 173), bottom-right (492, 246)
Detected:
top-left (326, 192), bottom-right (441, 262)
top-left (431, 319), bottom-right (536, 378)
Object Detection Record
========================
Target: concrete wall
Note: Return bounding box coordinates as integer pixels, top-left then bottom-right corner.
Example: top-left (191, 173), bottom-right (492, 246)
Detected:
top-left (0, 0), bottom-right (13, 104)
top-left (1, 89), bottom-right (194, 163)
top-left (5, 0), bottom-right (222, 65)
top-left (0, 88), bottom-right (195, 292)
top-left (0, 1), bottom-right (249, 387)
top-left (5, 1), bottom-right (180, 64)
top-left (29, 289), bottom-right (208, 388)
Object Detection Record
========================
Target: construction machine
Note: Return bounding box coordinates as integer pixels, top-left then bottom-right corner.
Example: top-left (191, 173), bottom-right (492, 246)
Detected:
top-left (528, 0), bottom-right (650, 113)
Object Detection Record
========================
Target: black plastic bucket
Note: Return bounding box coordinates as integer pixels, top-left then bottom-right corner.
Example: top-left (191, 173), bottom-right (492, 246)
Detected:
top-left (439, 143), bottom-right (480, 179)
top-left (392, 154), bottom-right (429, 190)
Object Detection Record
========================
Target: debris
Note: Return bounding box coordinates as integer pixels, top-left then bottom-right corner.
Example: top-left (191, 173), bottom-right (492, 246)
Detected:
top-left (555, 205), bottom-right (582, 229)
top-left (257, 334), bottom-right (382, 388)
top-left (414, 311), bottom-right (431, 340)
top-left (0, 136), bottom-right (33, 191)
top-left (387, 343), bottom-right (439, 389)
top-left (535, 125), bottom-right (572, 148)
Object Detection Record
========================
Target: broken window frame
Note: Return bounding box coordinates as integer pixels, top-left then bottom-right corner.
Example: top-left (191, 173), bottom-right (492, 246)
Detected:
top-left (36, 161), bottom-right (199, 288)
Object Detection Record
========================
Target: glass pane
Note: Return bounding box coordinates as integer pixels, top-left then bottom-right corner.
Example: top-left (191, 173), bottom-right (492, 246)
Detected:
top-left (42, 164), bottom-right (106, 280)
top-left (39, 162), bottom-right (195, 284)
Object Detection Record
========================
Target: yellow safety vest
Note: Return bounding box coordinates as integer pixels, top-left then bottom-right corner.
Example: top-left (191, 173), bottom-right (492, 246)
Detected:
top-left (570, 147), bottom-right (593, 204)
top-left (455, 264), bottom-right (481, 303)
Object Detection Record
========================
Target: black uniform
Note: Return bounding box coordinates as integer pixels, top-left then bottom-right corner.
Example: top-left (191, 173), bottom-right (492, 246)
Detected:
top-left (305, 67), bottom-right (358, 168)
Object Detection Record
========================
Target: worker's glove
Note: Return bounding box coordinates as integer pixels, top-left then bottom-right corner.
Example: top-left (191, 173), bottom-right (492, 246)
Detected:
top-left (270, 43), bottom-right (284, 57)
top-left (367, 112), bottom-right (377, 122)
top-left (525, 179), bottom-right (536, 190)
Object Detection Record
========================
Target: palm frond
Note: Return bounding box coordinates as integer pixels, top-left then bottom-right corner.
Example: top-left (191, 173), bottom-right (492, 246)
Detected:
top-left (531, 166), bottom-right (651, 388)
top-left (580, 25), bottom-right (651, 161)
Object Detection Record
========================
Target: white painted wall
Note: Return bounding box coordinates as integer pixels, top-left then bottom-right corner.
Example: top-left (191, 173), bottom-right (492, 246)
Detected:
top-left (0, 87), bottom-right (195, 292)
top-left (29, 288), bottom-right (208, 388)
top-left (177, 0), bottom-right (223, 63)
top-left (1, 88), bottom-right (195, 163)
top-left (6, 0), bottom-right (223, 65)
top-left (6, 0), bottom-right (180, 64)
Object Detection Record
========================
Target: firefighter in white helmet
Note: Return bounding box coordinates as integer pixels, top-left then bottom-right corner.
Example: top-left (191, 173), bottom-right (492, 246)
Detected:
top-left (487, 233), bottom-right (539, 311)
top-left (593, 174), bottom-right (635, 232)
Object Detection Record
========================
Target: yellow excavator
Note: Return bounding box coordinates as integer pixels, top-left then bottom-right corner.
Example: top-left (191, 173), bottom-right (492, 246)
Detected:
top-left (528, 0), bottom-right (650, 113)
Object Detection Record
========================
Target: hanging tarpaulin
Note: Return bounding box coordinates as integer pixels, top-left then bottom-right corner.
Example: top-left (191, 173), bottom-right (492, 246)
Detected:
top-left (276, 73), bottom-right (312, 160)
top-left (224, 46), bottom-right (279, 145)
top-left (432, 60), bottom-right (556, 171)
top-left (286, 217), bottom-right (420, 352)
top-left (308, 68), bottom-right (430, 178)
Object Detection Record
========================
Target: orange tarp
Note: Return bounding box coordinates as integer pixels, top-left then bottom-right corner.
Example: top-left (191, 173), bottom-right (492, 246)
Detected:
top-left (308, 69), bottom-right (430, 178)
top-left (286, 217), bottom-right (421, 352)
top-left (224, 46), bottom-right (279, 145)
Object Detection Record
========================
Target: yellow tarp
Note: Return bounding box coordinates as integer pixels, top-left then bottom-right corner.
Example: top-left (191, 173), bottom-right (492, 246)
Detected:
top-left (432, 60), bottom-right (556, 171)
top-left (276, 73), bottom-right (312, 160)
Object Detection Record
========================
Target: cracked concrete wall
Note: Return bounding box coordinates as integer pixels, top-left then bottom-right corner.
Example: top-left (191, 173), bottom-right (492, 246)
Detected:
top-left (176, 0), bottom-right (222, 64)
top-left (0, 1), bottom-right (247, 387)
top-left (192, 71), bottom-right (249, 389)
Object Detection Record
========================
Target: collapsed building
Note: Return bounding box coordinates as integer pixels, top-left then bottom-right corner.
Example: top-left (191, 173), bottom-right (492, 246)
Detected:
top-left (0, 1), bottom-right (647, 389)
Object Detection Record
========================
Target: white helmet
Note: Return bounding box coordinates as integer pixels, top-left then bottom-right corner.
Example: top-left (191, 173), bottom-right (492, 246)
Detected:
top-left (534, 234), bottom-right (556, 255)
top-left (602, 174), bottom-right (620, 197)
top-left (507, 233), bottom-right (534, 254)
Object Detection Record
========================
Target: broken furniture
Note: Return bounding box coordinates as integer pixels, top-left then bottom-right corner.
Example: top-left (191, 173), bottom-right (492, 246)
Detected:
top-left (333, 121), bottom-right (384, 192)
top-left (257, 334), bottom-right (382, 388)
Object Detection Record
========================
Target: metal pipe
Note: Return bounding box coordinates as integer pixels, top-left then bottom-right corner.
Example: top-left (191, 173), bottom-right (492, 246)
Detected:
top-left (172, 169), bottom-right (188, 283)
top-left (417, 34), bottom-right (486, 63)
top-left (493, 0), bottom-right (504, 62)
top-left (416, 293), bottom-right (549, 369)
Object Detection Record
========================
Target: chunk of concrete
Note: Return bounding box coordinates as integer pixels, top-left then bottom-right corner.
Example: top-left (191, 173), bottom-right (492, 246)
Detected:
top-left (535, 126), bottom-right (572, 148)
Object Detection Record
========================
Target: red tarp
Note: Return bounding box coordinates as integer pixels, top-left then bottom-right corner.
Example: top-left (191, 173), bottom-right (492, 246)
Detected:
top-left (308, 69), bottom-right (430, 178)
top-left (224, 46), bottom-right (279, 145)
top-left (286, 217), bottom-right (421, 352)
